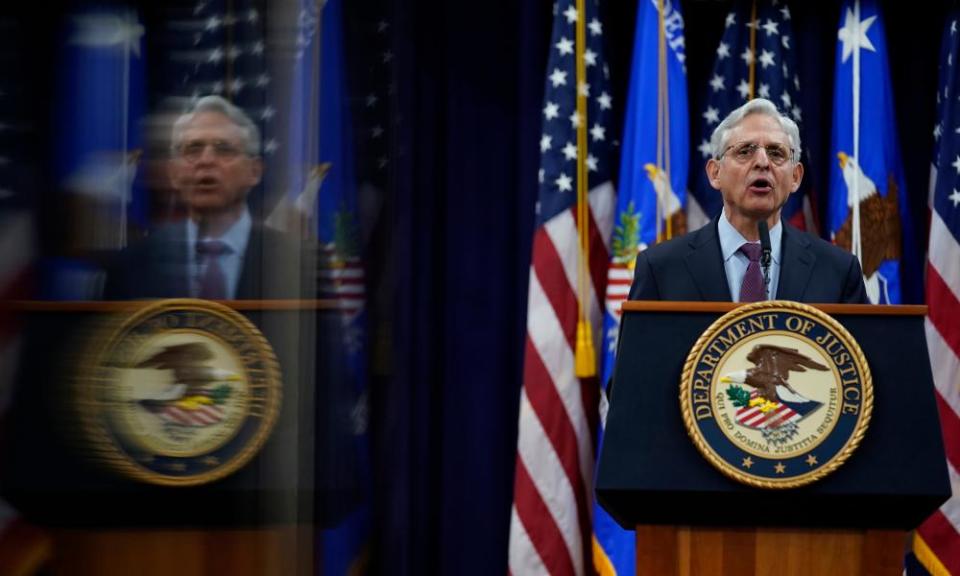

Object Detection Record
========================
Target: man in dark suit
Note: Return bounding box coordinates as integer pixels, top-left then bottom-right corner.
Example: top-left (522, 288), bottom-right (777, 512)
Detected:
top-left (105, 95), bottom-right (311, 300)
top-left (628, 98), bottom-right (868, 304)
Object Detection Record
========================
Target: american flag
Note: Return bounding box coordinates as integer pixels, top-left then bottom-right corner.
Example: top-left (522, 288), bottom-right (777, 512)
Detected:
top-left (690, 0), bottom-right (812, 231)
top-left (913, 11), bottom-right (960, 575)
top-left (508, 0), bottom-right (615, 573)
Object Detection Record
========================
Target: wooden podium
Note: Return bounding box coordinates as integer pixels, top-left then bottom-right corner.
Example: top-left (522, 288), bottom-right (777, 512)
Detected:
top-left (595, 302), bottom-right (950, 576)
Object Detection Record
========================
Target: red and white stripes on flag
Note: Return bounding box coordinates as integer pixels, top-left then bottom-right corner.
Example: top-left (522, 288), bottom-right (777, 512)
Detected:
top-left (154, 403), bottom-right (225, 427)
top-left (735, 390), bottom-right (802, 430)
top-left (509, 184), bottom-right (615, 576)
top-left (319, 246), bottom-right (366, 317)
top-left (915, 207), bottom-right (960, 573)
top-left (914, 13), bottom-right (960, 573)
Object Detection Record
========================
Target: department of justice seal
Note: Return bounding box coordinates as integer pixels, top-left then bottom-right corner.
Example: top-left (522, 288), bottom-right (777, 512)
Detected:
top-left (680, 301), bottom-right (872, 489)
top-left (76, 299), bottom-right (281, 486)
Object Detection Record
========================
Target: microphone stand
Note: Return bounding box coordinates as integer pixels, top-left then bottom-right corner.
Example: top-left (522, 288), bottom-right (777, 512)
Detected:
top-left (758, 220), bottom-right (772, 300)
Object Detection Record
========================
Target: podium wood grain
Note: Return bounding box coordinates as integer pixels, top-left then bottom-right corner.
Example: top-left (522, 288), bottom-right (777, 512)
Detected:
top-left (49, 528), bottom-right (314, 576)
top-left (636, 526), bottom-right (906, 575)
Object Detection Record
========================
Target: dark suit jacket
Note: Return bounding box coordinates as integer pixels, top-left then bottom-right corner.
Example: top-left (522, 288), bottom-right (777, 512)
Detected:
top-left (627, 217), bottom-right (869, 304)
top-left (103, 219), bottom-right (315, 300)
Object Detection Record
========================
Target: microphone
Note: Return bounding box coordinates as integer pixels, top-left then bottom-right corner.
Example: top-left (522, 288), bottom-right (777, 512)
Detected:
top-left (758, 220), bottom-right (772, 299)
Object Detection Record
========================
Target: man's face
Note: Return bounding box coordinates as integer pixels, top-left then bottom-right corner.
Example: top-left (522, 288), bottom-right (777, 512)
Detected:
top-left (705, 113), bottom-right (803, 223)
top-left (170, 111), bottom-right (262, 216)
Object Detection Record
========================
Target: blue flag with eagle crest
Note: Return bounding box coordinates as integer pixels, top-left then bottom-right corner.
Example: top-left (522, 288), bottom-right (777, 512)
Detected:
top-left (595, 1), bottom-right (688, 574)
top-left (828, 0), bottom-right (916, 304)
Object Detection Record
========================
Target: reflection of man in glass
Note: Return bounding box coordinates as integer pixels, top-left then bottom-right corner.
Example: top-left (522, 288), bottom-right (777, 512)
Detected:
top-left (106, 96), bottom-right (306, 300)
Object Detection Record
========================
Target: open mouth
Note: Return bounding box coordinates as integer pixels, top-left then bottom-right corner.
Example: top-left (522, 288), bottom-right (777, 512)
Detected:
top-left (195, 175), bottom-right (219, 189)
top-left (749, 177), bottom-right (772, 193)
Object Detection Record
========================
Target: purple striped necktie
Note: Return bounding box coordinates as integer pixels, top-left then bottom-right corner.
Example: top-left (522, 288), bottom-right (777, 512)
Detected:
top-left (738, 242), bottom-right (765, 302)
top-left (197, 239), bottom-right (230, 299)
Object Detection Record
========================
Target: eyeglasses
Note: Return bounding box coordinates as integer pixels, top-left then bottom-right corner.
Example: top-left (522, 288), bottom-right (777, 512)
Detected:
top-left (177, 139), bottom-right (245, 162)
top-left (720, 142), bottom-right (795, 166)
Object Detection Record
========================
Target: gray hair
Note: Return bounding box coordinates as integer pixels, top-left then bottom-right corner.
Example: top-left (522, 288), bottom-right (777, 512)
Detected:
top-left (171, 95), bottom-right (261, 156)
top-left (710, 98), bottom-right (801, 163)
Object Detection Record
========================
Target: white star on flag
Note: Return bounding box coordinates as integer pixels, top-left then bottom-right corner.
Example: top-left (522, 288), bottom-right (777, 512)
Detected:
top-left (590, 123), bottom-right (606, 141)
top-left (588, 18), bottom-right (602, 35)
top-left (717, 42), bottom-right (730, 59)
top-left (540, 134), bottom-right (552, 152)
top-left (556, 37), bottom-right (574, 56)
top-left (950, 189), bottom-right (960, 207)
top-left (544, 102), bottom-right (559, 120)
top-left (703, 106), bottom-right (720, 124)
top-left (555, 172), bottom-right (572, 191)
top-left (710, 74), bottom-right (725, 92)
top-left (698, 139), bottom-right (712, 158)
top-left (562, 142), bottom-right (577, 160)
top-left (838, 8), bottom-right (877, 63)
top-left (586, 154), bottom-right (598, 171)
top-left (759, 50), bottom-right (775, 68)
top-left (549, 68), bottom-right (567, 87)
top-left (597, 92), bottom-right (612, 110)
top-left (584, 49), bottom-right (597, 66)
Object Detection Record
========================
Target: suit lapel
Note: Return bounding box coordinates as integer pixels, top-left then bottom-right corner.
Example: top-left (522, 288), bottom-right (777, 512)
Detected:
top-left (154, 222), bottom-right (190, 297)
top-left (684, 218), bottom-right (732, 301)
top-left (236, 224), bottom-right (261, 300)
top-left (777, 224), bottom-right (815, 301)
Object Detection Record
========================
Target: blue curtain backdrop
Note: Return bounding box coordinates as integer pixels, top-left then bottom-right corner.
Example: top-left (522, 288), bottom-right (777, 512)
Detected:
top-left (369, 1), bottom-right (550, 573)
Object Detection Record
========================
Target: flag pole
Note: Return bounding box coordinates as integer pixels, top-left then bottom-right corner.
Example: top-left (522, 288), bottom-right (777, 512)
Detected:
top-left (748, 0), bottom-right (757, 99)
top-left (658, 0), bottom-right (673, 242)
top-left (851, 0), bottom-right (863, 265)
top-left (574, 0), bottom-right (596, 378)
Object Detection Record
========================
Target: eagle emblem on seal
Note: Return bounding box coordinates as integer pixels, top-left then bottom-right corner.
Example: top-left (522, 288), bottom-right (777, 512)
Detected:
top-left (720, 344), bottom-right (830, 445)
top-left (131, 342), bottom-right (241, 427)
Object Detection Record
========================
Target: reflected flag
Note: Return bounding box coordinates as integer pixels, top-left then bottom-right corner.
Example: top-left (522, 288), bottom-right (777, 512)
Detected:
top-left (509, 0), bottom-right (616, 573)
top-left (827, 0), bottom-right (915, 304)
top-left (291, 0), bottom-right (372, 572)
top-left (594, 0), bottom-right (687, 574)
top-left (912, 10), bottom-right (960, 575)
top-left (55, 6), bottom-right (145, 255)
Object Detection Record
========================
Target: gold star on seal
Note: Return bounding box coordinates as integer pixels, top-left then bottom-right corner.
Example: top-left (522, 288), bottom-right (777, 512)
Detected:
top-left (742, 457), bottom-right (754, 469)
top-left (806, 454), bottom-right (818, 466)
top-left (774, 462), bottom-right (786, 474)
top-left (169, 462), bottom-right (187, 472)
top-left (203, 456), bottom-right (220, 466)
